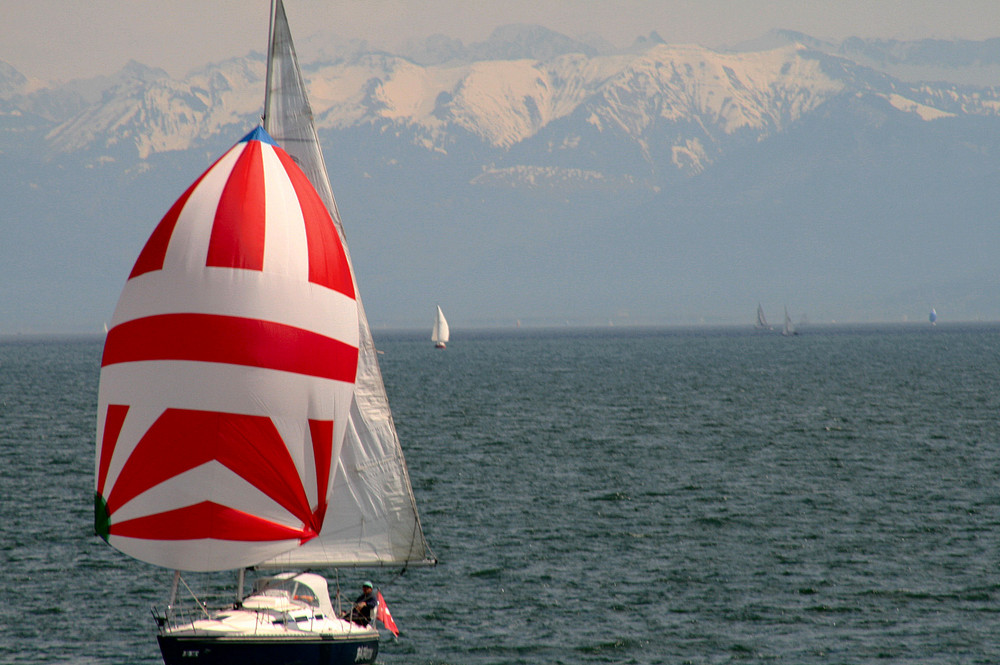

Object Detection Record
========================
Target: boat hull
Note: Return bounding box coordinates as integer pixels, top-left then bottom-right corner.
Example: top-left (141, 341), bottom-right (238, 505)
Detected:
top-left (157, 633), bottom-right (378, 665)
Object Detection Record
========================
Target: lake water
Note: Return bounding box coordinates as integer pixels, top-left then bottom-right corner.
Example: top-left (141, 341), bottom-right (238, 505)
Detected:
top-left (2, 324), bottom-right (998, 664)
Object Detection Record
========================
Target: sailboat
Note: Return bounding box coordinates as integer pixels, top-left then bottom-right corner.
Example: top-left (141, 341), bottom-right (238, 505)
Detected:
top-left (929, 308), bottom-right (938, 325)
top-left (755, 303), bottom-right (773, 331)
top-left (95, 3), bottom-right (434, 665)
top-left (432, 305), bottom-right (449, 349)
top-left (782, 306), bottom-right (798, 336)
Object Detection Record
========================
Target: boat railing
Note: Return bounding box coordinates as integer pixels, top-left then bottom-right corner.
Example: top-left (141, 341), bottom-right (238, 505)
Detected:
top-left (152, 603), bottom-right (229, 633)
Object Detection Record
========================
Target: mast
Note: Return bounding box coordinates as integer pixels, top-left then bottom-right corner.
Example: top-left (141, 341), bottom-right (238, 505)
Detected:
top-left (168, 570), bottom-right (181, 608)
top-left (263, 0), bottom-right (278, 124)
top-left (236, 568), bottom-right (245, 603)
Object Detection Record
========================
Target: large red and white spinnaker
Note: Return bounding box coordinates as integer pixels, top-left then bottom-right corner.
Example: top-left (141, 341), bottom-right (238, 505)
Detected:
top-left (96, 127), bottom-right (360, 572)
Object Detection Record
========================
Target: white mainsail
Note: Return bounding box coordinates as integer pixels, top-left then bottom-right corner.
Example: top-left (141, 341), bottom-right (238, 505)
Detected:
top-left (260, 0), bottom-right (433, 568)
top-left (431, 306), bottom-right (450, 345)
top-left (782, 306), bottom-right (796, 336)
top-left (755, 303), bottom-right (772, 330)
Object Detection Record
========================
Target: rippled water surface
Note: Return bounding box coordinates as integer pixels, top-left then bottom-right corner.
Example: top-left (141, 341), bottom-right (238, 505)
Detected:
top-left (2, 325), bottom-right (999, 664)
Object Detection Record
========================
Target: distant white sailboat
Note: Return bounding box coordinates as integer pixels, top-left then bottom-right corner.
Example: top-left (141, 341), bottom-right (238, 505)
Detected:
top-left (929, 308), bottom-right (938, 325)
top-left (432, 305), bottom-right (450, 349)
top-left (782, 306), bottom-right (798, 336)
top-left (755, 303), bottom-right (773, 331)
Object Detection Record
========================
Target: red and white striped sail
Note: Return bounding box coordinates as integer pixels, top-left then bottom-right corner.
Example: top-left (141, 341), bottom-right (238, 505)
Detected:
top-left (95, 127), bottom-right (359, 572)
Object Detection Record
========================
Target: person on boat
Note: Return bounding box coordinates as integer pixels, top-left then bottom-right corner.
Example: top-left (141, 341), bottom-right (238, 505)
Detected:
top-left (343, 581), bottom-right (377, 626)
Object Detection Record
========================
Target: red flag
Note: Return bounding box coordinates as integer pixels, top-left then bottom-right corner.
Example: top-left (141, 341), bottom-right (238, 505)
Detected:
top-left (376, 590), bottom-right (399, 636)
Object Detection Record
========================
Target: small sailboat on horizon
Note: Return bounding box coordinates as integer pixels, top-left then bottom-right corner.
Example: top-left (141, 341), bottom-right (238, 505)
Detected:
top-left (930, 308), bottom-right (938, 325)
top-left (432, 305), bottom-right (449, 349)
top-left (782, 306), bottom-right (799, 336)
top-left (755, 303), bottom-right (773, 331)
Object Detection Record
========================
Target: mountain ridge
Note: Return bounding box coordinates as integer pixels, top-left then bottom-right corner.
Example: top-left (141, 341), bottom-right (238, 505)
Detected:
top-left (4, 27), bottom-right (1000, 331)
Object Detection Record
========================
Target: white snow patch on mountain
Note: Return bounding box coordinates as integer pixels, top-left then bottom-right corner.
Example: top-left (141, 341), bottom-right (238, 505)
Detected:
top-left (882, 93), bottom-right (955, 120)
top-left (47, 59), bottom-right (263, 158)
top-left (592, 44), bottom-right (843, 139)
top-left (471, 164), bottom-right (638, 190)
top-left (671, 138), bottom-right (708, 173)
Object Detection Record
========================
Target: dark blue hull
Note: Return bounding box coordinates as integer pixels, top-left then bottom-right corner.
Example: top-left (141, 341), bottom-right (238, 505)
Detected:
top-left (157, 633), bottom-right (378, 665)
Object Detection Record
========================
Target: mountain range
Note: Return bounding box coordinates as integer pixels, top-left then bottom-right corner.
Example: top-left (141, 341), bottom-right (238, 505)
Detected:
top-left (4, 26), bottom-right (1000, 332)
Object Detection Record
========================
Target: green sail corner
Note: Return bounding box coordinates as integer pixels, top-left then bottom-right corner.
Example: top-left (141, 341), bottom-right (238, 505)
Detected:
top-left (94, 493), bottom-right (110, 541)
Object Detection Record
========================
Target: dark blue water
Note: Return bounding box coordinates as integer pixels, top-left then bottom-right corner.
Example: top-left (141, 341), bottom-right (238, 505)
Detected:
top-left (2, 325), bottom-right (999, 664)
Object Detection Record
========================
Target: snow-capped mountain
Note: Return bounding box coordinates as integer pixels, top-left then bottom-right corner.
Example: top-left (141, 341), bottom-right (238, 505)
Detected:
top-left (6, 27), bottom-right (1000, 332)
top-left (45, 58), bottom-right (260, 158)
top-left (31, 32), bottom-right (1000, 180)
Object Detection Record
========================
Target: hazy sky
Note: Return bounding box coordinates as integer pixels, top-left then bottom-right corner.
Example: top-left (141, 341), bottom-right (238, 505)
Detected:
top-left (6, 0), bottom-right (1000, 82)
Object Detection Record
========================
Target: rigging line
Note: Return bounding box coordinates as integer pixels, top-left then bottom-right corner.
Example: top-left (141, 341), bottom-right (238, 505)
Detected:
top-left (381, 564), bottom-right (408, 588)
top-left (178, 574), bottom-right (211, 619)
top-left (382, 517), bottom-right (436, 589)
